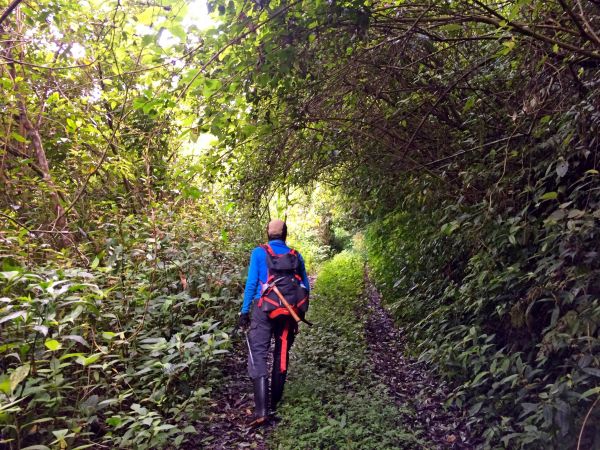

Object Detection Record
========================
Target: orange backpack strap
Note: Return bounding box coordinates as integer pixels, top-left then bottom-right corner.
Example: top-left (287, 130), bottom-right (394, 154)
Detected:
top-left (261, 243), bottom-right (276, 257)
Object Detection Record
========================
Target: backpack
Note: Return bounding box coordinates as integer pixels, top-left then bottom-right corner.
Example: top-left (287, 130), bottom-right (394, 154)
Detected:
top-left (257, 244), bottom-right (309, 318)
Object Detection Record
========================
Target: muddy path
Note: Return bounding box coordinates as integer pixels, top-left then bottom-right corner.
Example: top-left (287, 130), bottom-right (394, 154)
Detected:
top-left (363, 272), bottom-right (479, 449)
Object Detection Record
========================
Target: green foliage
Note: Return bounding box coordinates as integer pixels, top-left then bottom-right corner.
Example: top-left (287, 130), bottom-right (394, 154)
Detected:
top-left (193, 0), bottom-right (600, 447)
top-left (312, 251), bottom-right (364, 302)
top-left (0, 215), bottom-right (244, 449)
top-left (365, 148), bottom-right (600, 448)
top-left (366, 206), bottom-right (450, 327)
top-left (2, 0), bottom-right (600, 448)
top-left (270, 252), bottom-right (421, 449)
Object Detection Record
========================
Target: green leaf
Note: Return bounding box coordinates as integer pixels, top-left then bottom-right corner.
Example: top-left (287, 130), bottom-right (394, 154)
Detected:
top-left (137, 7), bottom-right (160, 26)
top-left (500, 374), bottom-right (519, 385)
top-left (0, 374), bottom-right (11, 394)
top-left (471, 371), bottom-right (489, 385)
top-left (59, 352), bottom-right (85, 360)
top-left (440, 221), bottom-right (460, 236)
top-left (133, 97), bottom-right (148, 110)
top-left (52, 429), bottom-right (68, 440)
top-left (540, 191), bottom-right (558, 201)
top-left (106, 416), bottom-right (122, 427)
top-left (75, 353), bottom-right (101, 366)
top-left (169, 24), bottom-right (186, 41)
top-left (183, 186), bottom-right (201, 199)
top-left (102, 331), bottom-right (116, 340)
top-left (44, 339), bottom-right (62, 351)
top-left (468, 401), bottom-right (483, 416)
top-left (499, 40), bottom-right (515, 55)
top-left (9, 364), bottom-right (30, 392)
top-left (142, 33), bottom-right (154, 46)
top-left (463, 96), bottom-right (476, 113)
top-left (546, 209), bottom-right (566, 222)
top-left (203, 78), bottom-right (222, 97)
top-left (581, 387), bottom-right (600, 399)
top-left (10, 132), bottom-right (28, 143)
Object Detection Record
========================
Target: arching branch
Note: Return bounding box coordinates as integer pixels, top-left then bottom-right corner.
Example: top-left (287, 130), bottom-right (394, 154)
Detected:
top-left (0, 0), bottom-right (23, 29)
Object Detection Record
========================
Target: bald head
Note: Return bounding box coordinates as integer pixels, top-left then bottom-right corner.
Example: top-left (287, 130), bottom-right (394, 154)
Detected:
top-left (267, 219), bottom-right (287, 241)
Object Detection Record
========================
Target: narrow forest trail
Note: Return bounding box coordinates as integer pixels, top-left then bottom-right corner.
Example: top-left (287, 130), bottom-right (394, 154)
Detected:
top-left (189, 256), bottom-right (478, 449)
top-left (364, 274), bottom-right (477, 449)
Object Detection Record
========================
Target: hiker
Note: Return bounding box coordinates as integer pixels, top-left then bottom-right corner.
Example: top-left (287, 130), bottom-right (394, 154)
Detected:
top-left (238, 219), bottom-right (310, 425)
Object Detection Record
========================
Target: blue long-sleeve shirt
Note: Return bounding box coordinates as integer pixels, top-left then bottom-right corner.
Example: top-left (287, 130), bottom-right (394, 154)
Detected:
top-left (241, 240), bottom-right (310, 314)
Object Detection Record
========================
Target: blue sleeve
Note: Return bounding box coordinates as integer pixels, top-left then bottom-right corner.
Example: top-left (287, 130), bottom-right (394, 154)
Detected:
top-left (298, 253), bottom-right (310, 294)
top-left (241, 248), bottom-right (261, 313)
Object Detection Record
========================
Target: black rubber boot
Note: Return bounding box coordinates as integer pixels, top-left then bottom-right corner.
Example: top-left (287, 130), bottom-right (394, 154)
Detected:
top-left (250, 376), bottom-right (268, 426)
top-left (270, 370), bottom-right (286, 412)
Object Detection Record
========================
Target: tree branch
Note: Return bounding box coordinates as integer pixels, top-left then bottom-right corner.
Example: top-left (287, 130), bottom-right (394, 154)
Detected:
top-left (0, 0), bottom-right (23, 29)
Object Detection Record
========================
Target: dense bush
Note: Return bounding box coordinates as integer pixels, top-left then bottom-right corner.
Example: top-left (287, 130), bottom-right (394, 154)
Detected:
top-left (365, 158), bottom-right (600, 448)
top-left (0, 214), bottom-right (244, 449)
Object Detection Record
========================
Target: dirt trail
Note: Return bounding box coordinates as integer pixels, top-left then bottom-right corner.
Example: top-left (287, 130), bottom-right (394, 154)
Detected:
top-left (186, 335), bottom-right (274, 449)
top-left (188, 273), bottom-right (478, 449)
top-left (364, 273), bottom-right (478, 449)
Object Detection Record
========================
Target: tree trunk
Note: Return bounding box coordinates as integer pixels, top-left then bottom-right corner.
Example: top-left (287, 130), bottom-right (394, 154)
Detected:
top-left (3, 7), bottom-right (74, 247)
top-left (19, 110), bottom-right (73, 246)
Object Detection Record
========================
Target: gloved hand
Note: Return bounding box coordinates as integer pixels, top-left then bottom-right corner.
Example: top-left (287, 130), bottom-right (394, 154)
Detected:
top-left (238, 312), bottom-right (250, 331)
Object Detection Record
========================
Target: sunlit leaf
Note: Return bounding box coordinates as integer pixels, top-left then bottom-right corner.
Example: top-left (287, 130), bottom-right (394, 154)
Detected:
top-left (540, 192), bottom-right (558, 200)
top-left (44, 339), bottom-right (62, 351)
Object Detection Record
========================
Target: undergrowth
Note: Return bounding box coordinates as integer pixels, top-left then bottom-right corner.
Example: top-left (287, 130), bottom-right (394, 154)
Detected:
top-left (0, 214), bottom-right (244, 449)
top-left (269, 251), bottom-right (421, 450)
top-left (366, 173), bottom-right (600, 449)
